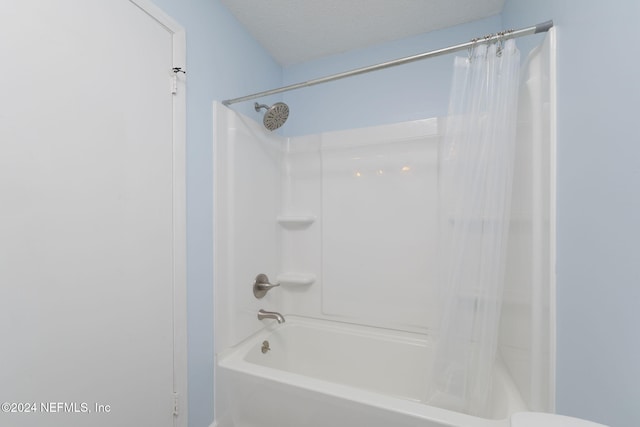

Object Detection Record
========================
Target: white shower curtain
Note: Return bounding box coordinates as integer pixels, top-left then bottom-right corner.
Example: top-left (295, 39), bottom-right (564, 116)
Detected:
top-left (427, 39), bottom-right (520, 417)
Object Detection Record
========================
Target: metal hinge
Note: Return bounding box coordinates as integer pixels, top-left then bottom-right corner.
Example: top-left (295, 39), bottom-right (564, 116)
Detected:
top-left (172, 392), bottom-right (179, 416)
top-left (171, 67), bottom-right (186, 94)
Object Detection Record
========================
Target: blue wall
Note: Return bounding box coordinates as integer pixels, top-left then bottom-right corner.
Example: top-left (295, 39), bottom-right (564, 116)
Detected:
top-left (282, 16), bottom-right (501, 136)
top-left (148, 1), bottom-right (281, 426)
top-left (503, 1), bottom-right (640, 426)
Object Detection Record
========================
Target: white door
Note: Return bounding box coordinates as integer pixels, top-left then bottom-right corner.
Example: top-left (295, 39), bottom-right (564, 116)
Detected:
top-left (0, 1), bottom-right (186, 426)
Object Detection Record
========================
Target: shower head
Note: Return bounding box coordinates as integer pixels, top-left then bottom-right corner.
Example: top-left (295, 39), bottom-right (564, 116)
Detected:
top-left (254, 102), bottom-right (289, 131)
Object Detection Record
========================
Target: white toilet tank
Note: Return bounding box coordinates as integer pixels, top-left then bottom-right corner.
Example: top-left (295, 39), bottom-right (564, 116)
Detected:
top-left (511, 412), bottom-right (608, 427)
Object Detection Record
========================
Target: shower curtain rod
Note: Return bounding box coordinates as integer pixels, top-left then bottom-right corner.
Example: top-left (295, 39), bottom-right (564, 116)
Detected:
top-left (222, 20), bottom-right (553, 106)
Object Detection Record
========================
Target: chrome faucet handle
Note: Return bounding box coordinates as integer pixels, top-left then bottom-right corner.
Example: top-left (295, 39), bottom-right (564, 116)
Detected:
top-left (253, 273), bottom-right (280, 299)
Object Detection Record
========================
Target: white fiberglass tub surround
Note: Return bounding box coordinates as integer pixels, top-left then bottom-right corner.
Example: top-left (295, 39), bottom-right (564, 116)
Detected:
top-left (213, 31), bottom-right (556, 427)
top-left (217, 317), bottom-right (525, 427)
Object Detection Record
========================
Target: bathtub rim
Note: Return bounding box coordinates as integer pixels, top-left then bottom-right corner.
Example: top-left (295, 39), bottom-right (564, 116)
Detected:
top-left (217, 315), bottom-right (526, 427)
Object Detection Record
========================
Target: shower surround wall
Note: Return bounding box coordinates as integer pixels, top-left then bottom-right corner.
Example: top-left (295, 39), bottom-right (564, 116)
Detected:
top-left (213, 108), bottom-right (441, 353)
top-left (282, 118), bottom-right (441, 332)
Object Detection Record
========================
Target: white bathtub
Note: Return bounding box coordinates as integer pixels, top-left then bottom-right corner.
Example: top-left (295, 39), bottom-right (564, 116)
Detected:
top-left (215, 316), bottom-right (527, 427)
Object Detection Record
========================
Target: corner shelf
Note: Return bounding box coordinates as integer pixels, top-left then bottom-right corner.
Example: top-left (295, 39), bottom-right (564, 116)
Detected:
top-left (276, 215), bottom-right (316, 228)
top-left (276, 273), bottom-right (316, 286)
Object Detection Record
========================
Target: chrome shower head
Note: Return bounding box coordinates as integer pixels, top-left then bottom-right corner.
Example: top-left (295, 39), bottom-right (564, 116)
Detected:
top-left (254, 102), bottom-right (289, 131)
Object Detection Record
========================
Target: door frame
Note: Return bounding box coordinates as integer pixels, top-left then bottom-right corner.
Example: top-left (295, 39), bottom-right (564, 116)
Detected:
top-left (128, 1), bottom-right (187, 426)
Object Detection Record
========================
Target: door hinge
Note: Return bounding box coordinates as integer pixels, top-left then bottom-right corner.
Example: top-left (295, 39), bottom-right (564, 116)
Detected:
top-left (171, 67), bottom-right (186, 95)
top-left (172, 392), bottom-right (179, 416)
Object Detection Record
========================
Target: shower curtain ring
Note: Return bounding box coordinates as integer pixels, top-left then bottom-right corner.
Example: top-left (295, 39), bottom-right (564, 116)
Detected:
top-left (468, 38), bottom-right (479, 62)
top-left (496, 31), bottom-right (506, 56)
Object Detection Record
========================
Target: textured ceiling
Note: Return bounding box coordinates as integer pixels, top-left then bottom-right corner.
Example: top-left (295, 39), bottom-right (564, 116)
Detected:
top-left (220, 0), bottom-right (506, 66)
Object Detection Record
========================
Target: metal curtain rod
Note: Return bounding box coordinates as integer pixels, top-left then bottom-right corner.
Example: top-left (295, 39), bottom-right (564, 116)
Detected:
top-left (222, 20), bottom-right (553, 106)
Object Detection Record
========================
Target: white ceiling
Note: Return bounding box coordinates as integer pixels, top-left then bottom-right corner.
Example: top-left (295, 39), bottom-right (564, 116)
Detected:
top-left (220, 0), bottom-right (506, 66)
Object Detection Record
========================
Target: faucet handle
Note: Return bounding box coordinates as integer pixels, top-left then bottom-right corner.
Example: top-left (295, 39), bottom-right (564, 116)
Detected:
top-left (253, 273), bottom-right (280, 299)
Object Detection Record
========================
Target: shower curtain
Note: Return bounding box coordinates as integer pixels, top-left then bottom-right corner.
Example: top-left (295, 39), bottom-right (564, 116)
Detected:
top-left (427, 39), bottom-right (520, 416)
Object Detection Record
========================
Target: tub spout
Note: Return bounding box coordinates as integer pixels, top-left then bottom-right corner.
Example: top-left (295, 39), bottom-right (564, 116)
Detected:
top-left (258, 309), bottom-right (285, 324)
